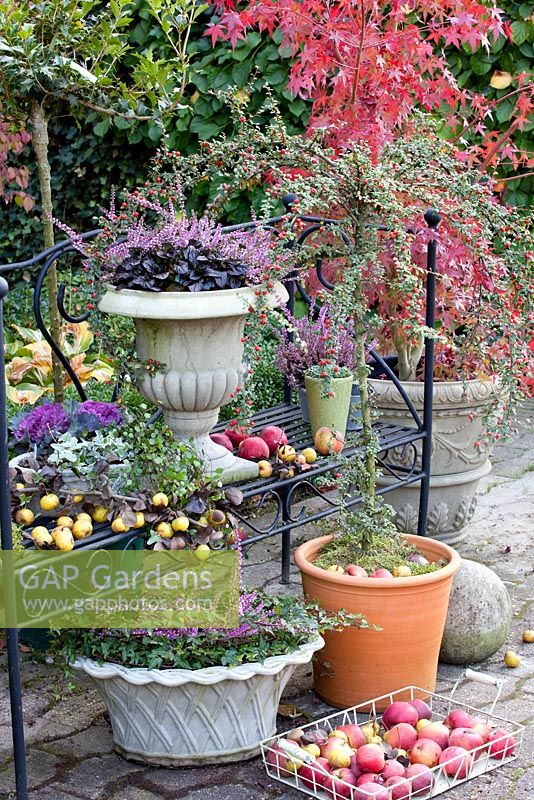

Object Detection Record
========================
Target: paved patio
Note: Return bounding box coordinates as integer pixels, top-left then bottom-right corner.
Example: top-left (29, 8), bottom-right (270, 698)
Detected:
top-left (1, 408), bottom-right (532, 799)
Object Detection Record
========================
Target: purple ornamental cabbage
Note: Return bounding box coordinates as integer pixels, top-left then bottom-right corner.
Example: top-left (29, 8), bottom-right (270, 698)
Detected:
top-left (74, 401), bottom-right (123, 430)
top-left (14, 403), bottom-right (70, 444)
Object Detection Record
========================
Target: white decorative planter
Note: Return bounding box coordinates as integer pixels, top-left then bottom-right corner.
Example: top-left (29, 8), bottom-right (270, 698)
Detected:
top-left (370, 378), bottom-right (495, 545)
top-left (73, 636), bottom-right (323, 766)
top-left (99, 282), bottom-right (288, 481)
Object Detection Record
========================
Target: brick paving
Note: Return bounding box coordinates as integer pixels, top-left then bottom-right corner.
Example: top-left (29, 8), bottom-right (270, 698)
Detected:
top-left (0, 409), bottom-right (532, 799)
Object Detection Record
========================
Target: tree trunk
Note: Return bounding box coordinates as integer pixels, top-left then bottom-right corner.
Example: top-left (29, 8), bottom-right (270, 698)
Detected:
top-left (30, 100), bottom-right (63, 401)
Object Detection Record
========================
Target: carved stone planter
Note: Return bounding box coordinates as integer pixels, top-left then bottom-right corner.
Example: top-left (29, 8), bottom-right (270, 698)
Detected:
top-left (370, 378), bottom-right (495, 545)
top-left (99, 283), bottom-right (288, 481)
top-left (73, 636), bottom-right (324, 766)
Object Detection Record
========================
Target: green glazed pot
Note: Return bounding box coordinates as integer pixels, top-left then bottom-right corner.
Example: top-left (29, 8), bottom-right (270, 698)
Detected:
top-left (304, 374), bottom-right (353, 436)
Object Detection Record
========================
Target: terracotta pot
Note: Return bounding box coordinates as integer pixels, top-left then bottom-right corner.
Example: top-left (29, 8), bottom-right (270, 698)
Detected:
top-left (294, 533), bottom-right (460, 710)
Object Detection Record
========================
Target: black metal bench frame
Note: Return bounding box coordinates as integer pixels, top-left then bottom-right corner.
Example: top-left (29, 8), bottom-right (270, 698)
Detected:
top-left (0, 202), bottom-right (439, 798)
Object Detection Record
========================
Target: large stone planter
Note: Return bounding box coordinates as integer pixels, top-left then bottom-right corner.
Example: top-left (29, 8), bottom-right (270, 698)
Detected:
top-left (73, 636), bottom-right (323, 766)
top-left (99, 283), bottom-right (288, 481)
top-left (370, 378), bottom-right (495, 545)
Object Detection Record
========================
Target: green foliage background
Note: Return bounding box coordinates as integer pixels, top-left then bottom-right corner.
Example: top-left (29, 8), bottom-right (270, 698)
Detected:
top-left (0, 0), bottom-right (530, 413)
top-left (448, 0), bottom-right (534, 207)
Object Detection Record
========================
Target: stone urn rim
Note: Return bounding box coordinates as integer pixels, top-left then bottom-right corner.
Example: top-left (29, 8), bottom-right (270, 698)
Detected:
top-left (98, 281), bottom-right (289, 320)
top-left (369, 375), bottom-right (497, 408)
top-left (72, 635), bottom-right (324, 685)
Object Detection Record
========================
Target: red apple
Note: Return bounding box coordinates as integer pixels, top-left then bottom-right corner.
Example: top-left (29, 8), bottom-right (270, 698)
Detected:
top-left (224, 425), bottom-right (249, 447)
top-left (444, 709), bottom-right (475, 729)
top-left (210, 432), bottom-right (234, 451)
top-left (439, 746), bottom-right (473, 779)
top-left (487, 728), bottom-right (516, 759)
top-left (417, 721), bottom-right (449, 750)
top-left (346, 564), bottom-right (368, 578)
top-left (265, 743), bottom-right (285, 772)
top-left (409, 699), bottom-right (432, 721)
top-left (371, 568), bottom-right (393, 578)
top-left (449, 727), bottom-right (484, 753)
top-left (384, 723), bottom-right (417, 751)
top-left (323, 775), bottom-right (353, 799)
top-left (320, 736), bottom-right (347, 759)
top-left (300, 762), bottom-right (329, 790)
top-left (350, 753), bottom-right (363, 778)
top-left (409, 738), bottom-right (442, 768)
top-left (381, 759), bottom-right (406, 781)
top-left (356, 743), bottom-right (385, 774)
top-left (259, 425), bottom-right (288, 455)
top-left (471, 719), bottom-right (492, 743)
top-left (354, 784), bottom-right (389, 800)
top-left (333, 768), bottom-right (358, 786)
top-left (238, 436), bottom-right (270, 461)
top-left (385, 775), bottom-right (411, 800)
top-left (336, 723), bottom-right (367, 749)
top-left (357, 773), bottom-right (380, 786)
top-left (382, 701), bottom-right (419, 729)
top-left (314, 426), bottom-right (345, 455)
top-left (405, 764), bottom-right (434, 796)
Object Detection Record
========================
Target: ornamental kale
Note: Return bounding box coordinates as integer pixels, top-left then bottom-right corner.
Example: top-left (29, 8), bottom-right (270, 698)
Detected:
top-left (73, 400), bottom-right (124, 431)
top-left (13, 403), bottom-right (70, 445)
top-left (11, 400), bottom-right (123, 449)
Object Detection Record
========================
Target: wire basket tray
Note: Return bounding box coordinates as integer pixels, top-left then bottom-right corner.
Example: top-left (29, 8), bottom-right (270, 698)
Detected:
top-left (260, 671), bottom-right (524, 799)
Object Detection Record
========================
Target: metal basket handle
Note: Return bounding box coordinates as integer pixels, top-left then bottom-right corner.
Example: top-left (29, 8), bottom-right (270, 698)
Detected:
top-left (450, 668), bottom-right (504, 714)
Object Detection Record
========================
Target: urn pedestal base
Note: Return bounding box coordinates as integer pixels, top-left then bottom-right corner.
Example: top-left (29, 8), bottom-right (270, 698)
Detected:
top-left (376, 459), bottom-right (492, 546)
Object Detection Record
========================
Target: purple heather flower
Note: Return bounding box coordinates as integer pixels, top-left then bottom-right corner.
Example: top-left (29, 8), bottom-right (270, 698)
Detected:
top-left (14, 403), bottom-right (70, 444)
top-left (75, 401), bottom-right (123, 429)
top-left (275, 304), bottom-right (355, 390)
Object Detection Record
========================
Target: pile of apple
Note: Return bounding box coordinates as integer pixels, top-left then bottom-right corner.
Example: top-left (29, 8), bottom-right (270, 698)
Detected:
top-left (326, 551), bottom-right (431, 580)
top-left (211, 425), bottom-right (321, 478)
top-left (265, 699), bottom-right (516, 799)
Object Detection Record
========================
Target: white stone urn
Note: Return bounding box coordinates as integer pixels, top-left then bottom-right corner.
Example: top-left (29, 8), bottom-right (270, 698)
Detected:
top-left (99, 283), bottom-right (288, 481)
top-left (73, 636), bottom-right (323, 766)
top-left (370, 378), bottom-right (495, 545)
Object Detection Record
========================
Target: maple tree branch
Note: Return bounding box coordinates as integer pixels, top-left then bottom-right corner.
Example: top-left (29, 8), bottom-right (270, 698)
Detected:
top-left (496, 170), bottom-right (534, 183)
top-left (479, 119), bottom-right (520, 172)
top-left (351, 3), bottom-right (367, 104)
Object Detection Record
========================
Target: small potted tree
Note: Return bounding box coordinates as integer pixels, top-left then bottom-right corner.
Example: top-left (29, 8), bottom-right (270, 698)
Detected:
top-left (160, 103), bottom-right (466, 708)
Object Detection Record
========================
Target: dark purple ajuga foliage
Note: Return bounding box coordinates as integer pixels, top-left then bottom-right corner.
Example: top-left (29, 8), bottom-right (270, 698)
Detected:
top-left (14, 403), bottom-right (70, 444)
top-left (275, 305), bottom-right (355, 389)
top-left (104, 212), bottom-right (276, 292)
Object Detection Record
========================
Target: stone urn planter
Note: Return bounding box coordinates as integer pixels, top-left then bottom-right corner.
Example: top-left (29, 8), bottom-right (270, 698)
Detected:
top-left (370, 378), bottom-right (495, 545)
top-left (99, 283), bottom-right (288, 482)
top-left (73, 636), bottom-right (323, 766)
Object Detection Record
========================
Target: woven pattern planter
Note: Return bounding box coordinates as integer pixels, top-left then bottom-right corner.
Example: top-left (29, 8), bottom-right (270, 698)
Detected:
top-left (74, 636), bottom-right (324, 766)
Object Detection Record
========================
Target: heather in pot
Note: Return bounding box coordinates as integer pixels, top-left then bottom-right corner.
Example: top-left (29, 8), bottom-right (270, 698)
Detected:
top-left (55, 577), bottom-right (366, 764)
